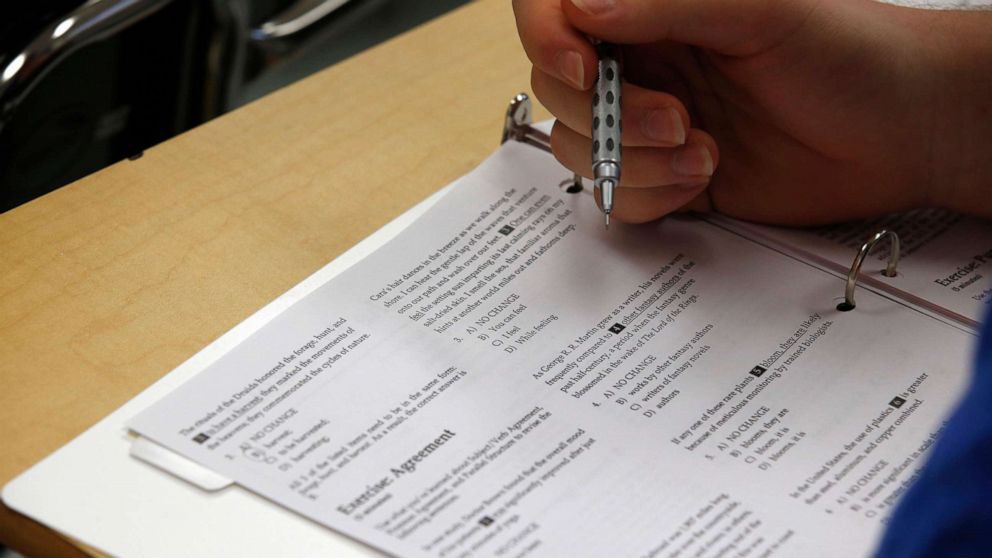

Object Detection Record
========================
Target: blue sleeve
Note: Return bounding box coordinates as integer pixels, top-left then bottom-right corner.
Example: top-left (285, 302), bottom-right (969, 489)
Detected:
top-left (873, 311), bottom-right (992, 557)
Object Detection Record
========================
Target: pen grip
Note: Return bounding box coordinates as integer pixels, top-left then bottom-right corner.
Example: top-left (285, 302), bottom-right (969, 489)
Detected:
top-left (592, 43), bottom-right (621, 168)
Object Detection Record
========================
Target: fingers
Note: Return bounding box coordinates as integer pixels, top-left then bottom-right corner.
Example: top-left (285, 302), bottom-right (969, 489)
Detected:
top-left (532, 67), bottom-right (689, 147)
top-left (602, 185), bottom-right (711, 223)
top-left (562, 0), bottom-right (822, 57)
top-left (551, 121), bottom-right (717, 223)
top-left (552, 121), bottom-right (717, 186)
top-left (513, 0), bottom-right (825, 89)
top-left (511, 0), bottom-right (598, 89)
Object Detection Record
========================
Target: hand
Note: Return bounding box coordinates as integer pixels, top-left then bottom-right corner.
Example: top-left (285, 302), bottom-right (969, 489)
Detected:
top-left (512, 0), bottom-right (991, 225)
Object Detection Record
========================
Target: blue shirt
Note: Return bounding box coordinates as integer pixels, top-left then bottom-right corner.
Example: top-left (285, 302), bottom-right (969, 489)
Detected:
top-left (874, 311), bottom-right (992, 557)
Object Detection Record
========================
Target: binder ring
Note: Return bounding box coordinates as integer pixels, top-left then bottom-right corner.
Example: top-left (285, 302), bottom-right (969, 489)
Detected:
top-left (502, 93), bottom-right (583, 193)
top-left (838, 229), bottom-right (900, 311)
top-left (501, 93), bottom-right (551, 152)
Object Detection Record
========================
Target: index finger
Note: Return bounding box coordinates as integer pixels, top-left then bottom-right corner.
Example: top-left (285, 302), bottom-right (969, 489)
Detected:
top-left (512, 0), bottom-right (598, 90)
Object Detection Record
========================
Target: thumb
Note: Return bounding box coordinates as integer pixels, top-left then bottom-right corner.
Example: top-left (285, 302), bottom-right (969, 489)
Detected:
top-left (563, 0), bottom-right (822, 56)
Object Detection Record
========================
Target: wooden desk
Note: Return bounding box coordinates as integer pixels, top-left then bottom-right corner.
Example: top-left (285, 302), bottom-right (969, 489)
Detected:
top-left (0, 1), bottom-right (547, 554)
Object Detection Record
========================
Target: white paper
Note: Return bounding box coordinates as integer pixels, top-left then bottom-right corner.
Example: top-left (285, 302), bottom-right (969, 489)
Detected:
top-left (129, 142), bottom-right (973, 558)
top-left (716, 211), bottom-right (992, 328)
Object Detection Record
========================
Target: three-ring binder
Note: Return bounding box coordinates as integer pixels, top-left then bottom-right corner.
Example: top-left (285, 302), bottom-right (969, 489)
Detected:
top-left (839, 230), bottom-right (901, 311)
top-left (501, 93), bottom-right (550, 152)
top-left (502, 93), bottom-right (585, 194)
top-left (499, 92), bottom-right (903, 312)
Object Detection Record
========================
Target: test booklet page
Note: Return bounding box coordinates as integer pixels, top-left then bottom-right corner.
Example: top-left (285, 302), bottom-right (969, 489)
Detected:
top-left (130, 142), bottom-right (974, 558)
top-left (714, 211), bottom-right (992, 326)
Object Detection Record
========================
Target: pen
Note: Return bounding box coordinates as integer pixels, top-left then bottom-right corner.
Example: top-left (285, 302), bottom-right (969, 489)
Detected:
top-left (592, 42), bottom-right (621, 229)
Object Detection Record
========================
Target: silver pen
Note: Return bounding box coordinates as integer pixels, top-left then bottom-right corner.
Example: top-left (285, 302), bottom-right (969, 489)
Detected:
top-left (592, 42), bottom-right (621, 229)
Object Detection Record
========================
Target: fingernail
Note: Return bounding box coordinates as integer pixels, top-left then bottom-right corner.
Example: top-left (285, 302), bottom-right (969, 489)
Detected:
top-left (555, 50), bottom-right (585, 89)
top-left (642, 108), bottom-right (686, 145)
top-left (673, 144), bottom-right (715, 177)
top-left (571, 0), bottom-right (616, 15)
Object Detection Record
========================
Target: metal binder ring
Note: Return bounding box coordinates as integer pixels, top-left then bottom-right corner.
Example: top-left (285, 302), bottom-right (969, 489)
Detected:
top-left (838, 229), bottom-right (900, 311)
top-left (502, 92), bottom-right (583, 193)
top-left (501, 93), bottom-right (551, 152)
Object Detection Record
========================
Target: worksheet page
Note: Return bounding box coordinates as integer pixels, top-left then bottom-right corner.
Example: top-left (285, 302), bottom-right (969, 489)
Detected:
top-left (130, 142), bottom-right (974, 558)
top-left (715, 211), bottom-right (992, 327)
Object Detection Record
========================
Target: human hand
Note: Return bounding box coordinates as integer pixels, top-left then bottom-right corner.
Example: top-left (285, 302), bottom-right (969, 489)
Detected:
top-left (513, 0), bottom-right (986, 225)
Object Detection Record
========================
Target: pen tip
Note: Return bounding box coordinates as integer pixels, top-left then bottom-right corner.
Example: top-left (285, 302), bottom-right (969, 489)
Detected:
top-left (605, 213), bottom-right (611, 230)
